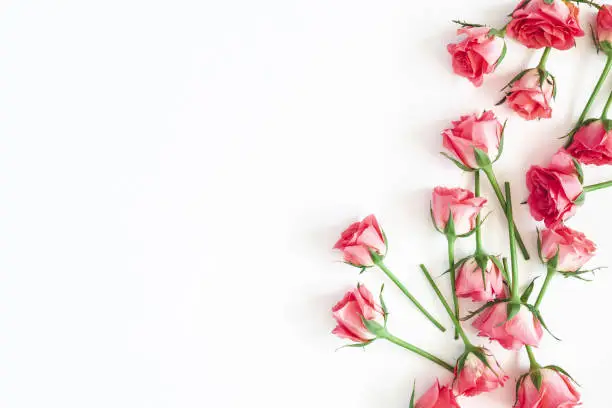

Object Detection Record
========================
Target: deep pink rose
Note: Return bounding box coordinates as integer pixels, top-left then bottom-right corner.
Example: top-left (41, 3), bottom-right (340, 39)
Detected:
top-left (597, 5), bottom-right (612, 52)
top-left (447, 27), bottom-right (506, 87)
top-left (455, 257), bottom-right (505, 302)
top-left (516, 368), bottom-right (580, 408)
top-left (331, 284), bottom-right (384, 343)
top-left (507, 0), bottom-right (584, 50)
top-left (454, 349), bottom-right (508, 397)
top-left (472, 303), bottom-right (543, 350)
top-left (506, 69), bottom-right (554, 121)
top-left (442, 110), bottom-right (503, 169)
top-left (567, 119), bottom-right (612, 165)
top-left (540, 225), bottom-right (596, 272)
top-left (333, 215), bottom-right (386, 267)
top-left (415, 380), bottom-right (460, 408)
top-left (431, 187), bottom-right (486, 235)
top-left (526, 148), bottom-right (583, 227)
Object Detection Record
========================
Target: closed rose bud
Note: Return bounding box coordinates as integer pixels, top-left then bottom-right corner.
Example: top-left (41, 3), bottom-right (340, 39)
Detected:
top-left (505, 69), bottom-right (554, 121)
top-left (454, 349), bottom-right (508, 397)
top-left (455, 257), bottom-right (505, 302)
top-left (431, 187), bottom-right (487, 235)
top-left (597, 5), bottom-right (612, 53)
top-left (472, 303), bottom-right (543, 350)
top-left (333, 215), bottom-right (386, 267)
top-left (567, 119), bottom-right (612, 165)
top-left (447, 27), bottom-right (506, 87)
top-left (415, 380), bottom-right (460, 408)
top-left (540, 225), bottom-right (596, 272)
top-left (526, 148), bottom-right (583, 227)
top-left (516, 368), bottom-right (580, 408)
top-left (507, 0), bottom-right (584, 50)
top-left (442, 110), bottom-right (503, 170)
top-left (331, 284), bottom-right (384, 343)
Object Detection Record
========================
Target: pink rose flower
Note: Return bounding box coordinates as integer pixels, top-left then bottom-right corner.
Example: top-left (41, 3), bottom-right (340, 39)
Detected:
top-left (567, 119), bottom-right (612, 166)
top-left (472, 303), bottom-right (543, 350)
top-left (333, 215), bottom-right (386, 267)
top-left (507, 0), bottom-right (584, 50)
top-left (415, 380), bottom-right (460, 408)
top-left (455, 257), bottom-right (505, 302)
top-left (331, 284), bottom-right (384, 343)
top-left (442, 110), bottom-right (503, 169)
top-left (526, 148), bottom-right (583, 227)
top-left (454, 349), bottom-right (508, 397)
top-left (540, 225), bottom-right (596, 272)
top-left (597, 5), bottom-right (612, 53)
top-left (431, 187), bottom-right (487, 235)
top-left (516, 368), bottom-right (580, 408)
top-left (505, 69), bottom-right (554, 121)
top-left (447, 27), bottom-right (506, 87)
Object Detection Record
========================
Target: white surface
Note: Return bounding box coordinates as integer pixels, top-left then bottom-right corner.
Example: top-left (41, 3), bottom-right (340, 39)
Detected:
top-left (1, 1), bottom-right (611, 407)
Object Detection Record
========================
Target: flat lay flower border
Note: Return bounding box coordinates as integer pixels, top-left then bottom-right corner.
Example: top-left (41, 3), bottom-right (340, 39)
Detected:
top-left (328, 1), bottom-right (612, 407)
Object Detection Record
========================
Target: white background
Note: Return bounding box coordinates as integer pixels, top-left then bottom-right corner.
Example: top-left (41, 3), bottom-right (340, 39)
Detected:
top-left (1, 1), bottom-right (611, 407)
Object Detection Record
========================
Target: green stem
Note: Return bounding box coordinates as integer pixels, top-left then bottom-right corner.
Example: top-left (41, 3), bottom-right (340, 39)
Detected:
top-left (537, 47), bottom-right (551, 70)
top-left (482, 166), bottom-right (530, 260)
top-left (447, 236), bottom-right (459, 340)
top-left (380, 331), bottom-right (455, 372)
top-left (504, 182), bottom-right (520, 302)
top-left (474, 171), bottom-right (483, 254)
top-left (602, 89), bottom-right (612, 120)
top-left (525, 345), bottom-right (540, 370)
top-left (579, 55), bottom-right (612, 123)
top-left (583, 180), bottom-right (612, 192)
top-left (420, 264), bottom-right (473, 348)
top-left (534, 264), bottom-right (556, 309)
top-left (374, 258), bottom-right (446, 332)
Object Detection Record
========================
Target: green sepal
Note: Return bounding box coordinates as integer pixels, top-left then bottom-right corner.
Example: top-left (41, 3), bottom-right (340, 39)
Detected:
top-left (474, 253), bottom-right (489, 290)
top-left (574, 192), bottom-right (586, 206)
top-left (530, 369), bottom-right (543, 391)
top-left (543, 0), bottom-right (553, 5)
top-left (456, 211), bottom-right (491, 238)
top-left (590, 24), bottom-right (601, 53)
top-left (490, 255), bottom-right (510, 286)
top-left (511, 0), bottom-right (531, 15)
top-left (409, 382), bottom-right (416, 408)
top-left (452, 20), bottom-right (484, 28)
top-left (336, 339), bottom-right (375, 351)
top-left (515, 373), bottom-right (528, 405)
top-left (601, 40), bottom-right (612, 55)
top-left (501, 69), bottom-right (529, 91)
top-left (548, 248), bottom-right (559, 271)
top-left (572, 158), bottom-right (584, 184)
top-left (444, 209), bottom-right (456, 236)
top-left (455, 351), bottom-right (469, 374)
top-left (495, 96), bottom-right (507, 106)
top-left (536, 228), bottom-right (544, 263)
top-left (474, 147), bottom-right (492, 168)
top-left (505, 302), bottom-right (521, 323)
top-left (379, 284), bottom-right (389, 326)
top-left (521, 278), bottom-right (538, 303)
top-left (440, 152), bottom-right (476, 172)
top-left (494, 41), bottom-right (508, 66)
top-left (461, 298), bottom-right (508, 321)
top-left (430, 204), bottom-right (444, 233)
top-left (603, 119), bottom-right (612, 132)
top-left (361, 317), bottom-right (387, 338)
top-left (548, 73), bottom-right (557, 99)
top-left (526, 305), bottom-right (561, 341)
top-left (543, 365), bottom-right (580, 386)
top-left (442, 255), bottom-right (471, 276)
top-left (492, 120), bottom-right (507, 164)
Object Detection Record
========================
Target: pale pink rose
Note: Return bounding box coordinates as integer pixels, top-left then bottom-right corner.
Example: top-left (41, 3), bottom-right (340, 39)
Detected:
top-left (507, 0), bottom-right (584, 50)
top-left (597, 5), bottom-right (612, 52)
top-left (447, 27), bottom-right (506, 87)
top-left (567, 119), bottom-right (612, 166)
top-left (526, 148), bottom-right (583, 227)
top-left (331, 284), bottom-right (384, 343)
top-left (431, 187), bottom-right (487, 235)
top-left (516, 368), bottom-right (580, 408)
top-left (506, 69), bottom-right (554, 121)
top-left (454, 349), bottom-right (508, 397)
top-left (540, 225), bottom-right (596, 272)
top-left (333, 215), bottom-right (386, 267)
top-left (416, 380), bottom-right (460, 408)
top-left (472, 303), bottom-right (543, 350)
top-left (455, 257), bottom-right (505, 302)
top-left (442, 110), bottom-right (503, 169)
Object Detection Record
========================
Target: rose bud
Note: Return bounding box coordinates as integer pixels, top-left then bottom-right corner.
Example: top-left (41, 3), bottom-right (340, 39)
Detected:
top-left (454, 348), bottom-right (508, 397)
top-left (333, 215), bottom-right (386, 268)
top-left (526, 148), bottom-right (583, 227)
top-left (567, 119), bottom-right (612, 166)
top-left (504, 69), bottom-right (554, 121)
top-left (597, 5), bottom-right (612, 54)
top-left (431, 187), bottom-right (487, 235)
top-left (516, 368), bottom-right (580, 408)
top-left (507, 0), bottom-right (584, 50)
top-left (415, 380), bottom-right (460, 408)
top-left (447, 27), bottom-right (506, 87)
top-left (331, 284), bottom-right (385, 343)
top-left (442, 110), bottom-right (503, 170)
top-left (455, 257), bottom-right (505, 302)
top-left (540, 225), bottom-right (596, 272)
top-left (472, 302), bottom-right (543, 350)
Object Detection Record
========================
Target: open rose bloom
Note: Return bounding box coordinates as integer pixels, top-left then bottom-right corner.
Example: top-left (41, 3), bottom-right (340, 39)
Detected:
top-left (567, 119), bottom-right (612, 166)
top-left (455, 257), bottom-right (505, 302)
top-left (454, 349), bottom-right (508, 396)
top-left (447, 27), bottom-right (505, 87)
top-left (333, 215), bottom-right (386, 267)
top-left (505, 69), bottom-right (554, 121)
top-left (332, 285), bottom-right (384, 343)
top-left (431, 187), bottom-right (486, 235)
top-left (442, 110), bottom-right (502, 169)
top-left (597, 5), bottom-right (612, 53)
top-left (507, 0), bottom-right (584, 50)
top-left (416, 380), bottom-right (460, 408)
top-left (516, 368), bottom-right (580, 408)
top-left (473, 303), bottom-right (543, 350)
top-left (540, 225), bottom-right (596, 272)
top-left (526, 148), bottom-right (583, 227)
